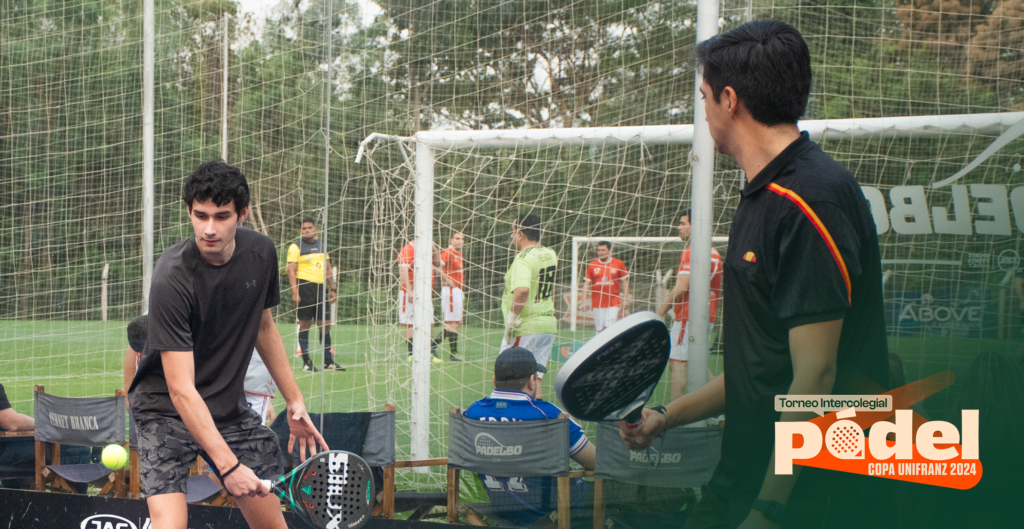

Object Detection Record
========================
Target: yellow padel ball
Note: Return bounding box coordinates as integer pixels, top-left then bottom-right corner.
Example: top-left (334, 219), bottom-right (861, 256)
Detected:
top-left (102, 444), bottom-right (127, 470)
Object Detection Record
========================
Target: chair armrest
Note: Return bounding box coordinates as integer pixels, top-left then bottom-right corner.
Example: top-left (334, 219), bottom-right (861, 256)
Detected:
top-left (0, 430), bottom-right (34, 438)
top-left (391, 458), bottom-right (448, 468)
top-left (568, 470), bottom-right (594, 478)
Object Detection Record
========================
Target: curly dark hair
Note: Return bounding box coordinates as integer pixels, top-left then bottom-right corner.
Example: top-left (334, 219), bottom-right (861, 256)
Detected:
top-left (182, 160), bottom-right (250, 214)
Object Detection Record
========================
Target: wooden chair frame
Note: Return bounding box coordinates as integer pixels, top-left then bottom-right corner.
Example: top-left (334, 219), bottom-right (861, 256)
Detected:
top-left (33, 385), bottom-right (126, 497)
top-left (444, 408), bottom-right (593, 529)
top-left (375, 403), bottom-right (449, 520)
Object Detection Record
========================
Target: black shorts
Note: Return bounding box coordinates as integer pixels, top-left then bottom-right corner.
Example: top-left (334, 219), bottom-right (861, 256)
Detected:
top-left (134, 409), bottom-right (283, 497)
top-left (297, 279), bottom-right (329, 321)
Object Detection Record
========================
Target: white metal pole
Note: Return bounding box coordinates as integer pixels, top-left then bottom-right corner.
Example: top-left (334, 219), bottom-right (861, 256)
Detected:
top-left (142, 0), bottom-right (154, 315)
top-left (319, 0), bottom-right (335, 424)
top-left (411, 143), bottom-right (435, 461)
top-left (101, 263), bottom-right (110, 322)
top-left (331, 265), bottom-right (338, 326)
top-left (221, 13), bottom-right (229, 161)
top-left (686, 0), bottom-right (719, 396)
top-left (570, 239), bottom-right (579, 332)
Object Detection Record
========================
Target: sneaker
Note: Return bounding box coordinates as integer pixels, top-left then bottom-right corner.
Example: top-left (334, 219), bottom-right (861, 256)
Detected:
top-left (302, 363), bottom-right (318, 372)
top-left (431, 356), bottom-right (443, 365)
top-left (323, 363), bottom-right (345, 371)
top-left (295, 348), bottom-right (303, 357)
top-left (449, 355), bottom-right (464, 362)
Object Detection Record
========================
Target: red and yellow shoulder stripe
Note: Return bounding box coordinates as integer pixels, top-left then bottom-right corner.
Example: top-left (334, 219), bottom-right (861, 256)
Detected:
top-left (766, 183), bottom-right (852, 304)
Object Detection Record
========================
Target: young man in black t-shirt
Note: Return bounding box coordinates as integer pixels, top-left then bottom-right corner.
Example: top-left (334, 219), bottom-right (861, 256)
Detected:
top-left (619, 21), bottom-right (891, 528)
top-left (129, 161), bottom-right (327, 529)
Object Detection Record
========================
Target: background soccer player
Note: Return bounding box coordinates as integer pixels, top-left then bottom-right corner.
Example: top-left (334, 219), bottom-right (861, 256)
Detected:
top-left (439, 231), bottom-right (466, 361)
top-left (286, 218), bottom-right (343, 372)
top-left (397, 239), bottom-right (444, 363)
top-left (581, 240), bottom-right (630, 332)
top-left (500, 214), bottom-right (557, 400)
top-left (656, 211), bottom-right (722, 400)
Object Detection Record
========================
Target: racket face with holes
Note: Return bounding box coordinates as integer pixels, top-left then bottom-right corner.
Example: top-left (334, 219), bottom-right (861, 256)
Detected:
top-left (554, 311), bottom-right (670, 422)
top-left (274, 450), bottom-right (374, 529)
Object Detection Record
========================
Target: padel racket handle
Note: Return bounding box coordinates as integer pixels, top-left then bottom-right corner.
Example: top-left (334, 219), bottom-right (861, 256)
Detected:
top-left (260, 479), bottom-right (281, 497)
top-left (624, 409), bottom-right (645, 430)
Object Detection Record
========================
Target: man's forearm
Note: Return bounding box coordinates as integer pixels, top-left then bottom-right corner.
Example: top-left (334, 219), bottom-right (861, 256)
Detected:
top-left (621, 278), bottom-right (629, 302)
top-left (664, 373), bottom-right (726, 428)
top-left (511, 288), bottom-right (529, 315)
top-left (581, 282), bottom-right (591, 305)
top-left (0, 409), bottom-right (35, 431)
top-left (286, 265), bottom-right (298, 290)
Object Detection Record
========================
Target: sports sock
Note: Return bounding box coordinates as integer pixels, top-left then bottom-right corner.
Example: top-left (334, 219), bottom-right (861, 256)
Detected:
top-left (299, 330), bottom-right (311, 363)
top-left (449, 331), bottom-right (459, 355)
top-left (431, 332), bottom-right (442, 348)
top-left (323, 331), bottom-right (332, 356)
top-left (407, 339), bottom-right (413, 353)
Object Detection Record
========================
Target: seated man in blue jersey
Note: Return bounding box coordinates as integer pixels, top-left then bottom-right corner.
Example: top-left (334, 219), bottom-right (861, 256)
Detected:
top-left (463, 347), bottom-right (596, 526)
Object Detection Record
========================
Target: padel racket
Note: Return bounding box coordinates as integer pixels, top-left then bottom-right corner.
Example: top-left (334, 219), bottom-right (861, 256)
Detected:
top-left (261, 450), bottom-right (374, 529)
top-left (554, 311), bottom-right (670, 429)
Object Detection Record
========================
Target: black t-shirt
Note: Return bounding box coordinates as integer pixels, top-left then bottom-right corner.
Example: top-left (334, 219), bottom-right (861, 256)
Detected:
top-left (711, 133), bottom-right (890, 502)
top-left (129, 227), bottom-right (281, 423)
top-left (0, 383), bottom-right (11, 412)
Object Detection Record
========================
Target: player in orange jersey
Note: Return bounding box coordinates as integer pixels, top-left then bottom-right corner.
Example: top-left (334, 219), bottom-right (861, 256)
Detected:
top-left (656, 211), bottom-right (722, 400)
top-left (438, 232), bottom-right (466, 361)
top-left (581, 241), bottom-right (630, 332)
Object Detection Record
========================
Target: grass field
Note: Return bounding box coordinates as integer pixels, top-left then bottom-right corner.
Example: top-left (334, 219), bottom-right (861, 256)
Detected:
top-left (1, 318), bottom-right (1016, 491)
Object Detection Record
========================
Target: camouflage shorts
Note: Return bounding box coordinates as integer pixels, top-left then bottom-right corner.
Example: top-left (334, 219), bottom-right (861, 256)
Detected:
top-left (134, 409), bottom-right (283, 497)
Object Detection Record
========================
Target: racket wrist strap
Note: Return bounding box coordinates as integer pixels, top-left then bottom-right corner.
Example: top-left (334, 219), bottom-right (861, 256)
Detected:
top-left (650, 405), bottom-right (670, 436)
top-left (220, 460), bottom-right (242, 481)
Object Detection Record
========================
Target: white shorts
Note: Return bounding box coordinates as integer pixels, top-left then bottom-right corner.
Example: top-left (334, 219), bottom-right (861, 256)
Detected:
top-left (245, 393), bottom-right (273, 426)
top-left (499, 333), bottom-right (554, 379)
top-left (441, 286), bottom-right (464, 322)
top-left (592, 306), bottom-right (619, 332)
top-left (398, 290), bottom-right (435, 325)
top-left (669, 321), bottom-right (715, 362)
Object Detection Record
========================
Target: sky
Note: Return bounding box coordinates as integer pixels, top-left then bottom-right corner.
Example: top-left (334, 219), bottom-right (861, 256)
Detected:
top-left (235, 0), bottom-right (381, 27)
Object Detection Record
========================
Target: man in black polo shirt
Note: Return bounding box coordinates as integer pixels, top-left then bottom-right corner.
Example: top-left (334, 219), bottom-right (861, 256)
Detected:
top-left (130, 161), bottom-right (328, 529)
top-left (620, 21), bottom-right (890, 528)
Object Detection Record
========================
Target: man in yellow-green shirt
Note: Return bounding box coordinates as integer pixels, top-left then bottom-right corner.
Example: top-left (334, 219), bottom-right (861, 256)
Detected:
top-left (501, 213), bottom-right (557, 400)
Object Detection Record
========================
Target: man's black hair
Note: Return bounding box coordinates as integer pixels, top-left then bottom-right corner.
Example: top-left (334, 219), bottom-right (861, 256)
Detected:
top-left (494, 377), bottom-right (532, 392)
top-left (515, 214), bottom-right (542, 242)
top-left (678, 209), bottom-right (692, 221)
top-left (694, 20), bottom-right (811, 126)
top-left (127, 315), bottom-right (148, 353)
top-left (301, 217), bottom-right (316, 226)
top-left (182, 160), bottom-right (250, 214)
top-left (598, 241), bottom-right (612, 250)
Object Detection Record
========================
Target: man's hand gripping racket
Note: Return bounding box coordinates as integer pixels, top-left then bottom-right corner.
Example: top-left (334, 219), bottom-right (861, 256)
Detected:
top-left (260, 450), bottom-right (375, 529)
top-left (554, 312), bottom-right (671, 431)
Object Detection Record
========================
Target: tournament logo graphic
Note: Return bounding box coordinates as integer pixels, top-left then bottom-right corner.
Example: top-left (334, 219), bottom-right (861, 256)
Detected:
top-left (474, 432), bottom-right (523, 457)
top-left (775, 372), bottom-right (982, 489)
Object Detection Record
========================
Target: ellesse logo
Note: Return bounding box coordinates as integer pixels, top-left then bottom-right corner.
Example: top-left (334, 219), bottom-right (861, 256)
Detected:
top-left (475, 432), bottom-right (523, 456)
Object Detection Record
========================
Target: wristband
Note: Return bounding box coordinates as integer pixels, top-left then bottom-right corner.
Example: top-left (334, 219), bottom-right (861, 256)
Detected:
top-left (220, 460), bottom-right (242, 481)
top-left (650, 406), bottom-right (669, 436)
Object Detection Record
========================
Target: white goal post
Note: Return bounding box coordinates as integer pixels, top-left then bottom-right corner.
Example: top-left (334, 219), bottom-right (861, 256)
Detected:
top-left (356, 110), bottom-right (1024, 460)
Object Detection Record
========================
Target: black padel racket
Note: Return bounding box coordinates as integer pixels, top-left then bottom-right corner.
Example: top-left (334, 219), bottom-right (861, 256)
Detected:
top-left (554, 311), bottom-right (671, 429)
top-left (261, 450), bottom-right (374, 529)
